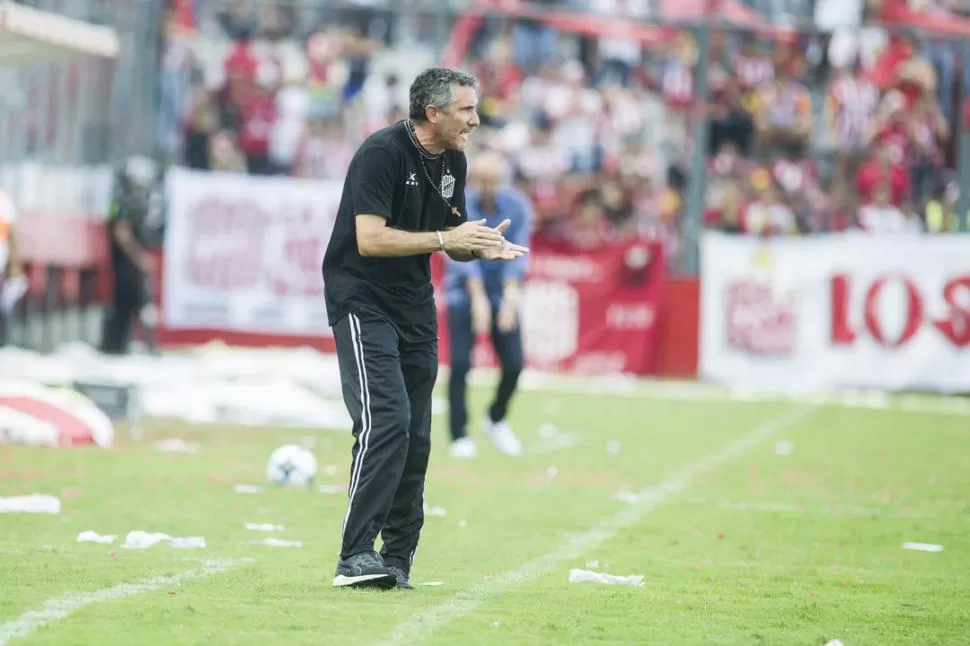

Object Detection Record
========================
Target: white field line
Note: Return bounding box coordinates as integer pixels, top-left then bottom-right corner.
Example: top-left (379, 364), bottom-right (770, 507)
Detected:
top-left (376, 405), bottom-right (816, 646)
top-left (0, 558), bottom-right (249, 646)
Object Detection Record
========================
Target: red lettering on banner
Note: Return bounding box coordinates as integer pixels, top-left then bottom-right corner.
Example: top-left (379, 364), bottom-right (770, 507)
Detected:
top-left (724, 280), bottom-right (796, 356)
top-left (606, 303), bottom-right (655, 330)
top-left (933, 277), bottom-right (970, 347)
top-left (268, 207), bottom-right (326, 298)
top-left (864, 277), bottom-right (923, 348)
top-left (831, 274), bottom-right (970, 348)
top-left (830, 274), bottom-right (855, 344)
top-left (186, 198), bottom-right (267, 289)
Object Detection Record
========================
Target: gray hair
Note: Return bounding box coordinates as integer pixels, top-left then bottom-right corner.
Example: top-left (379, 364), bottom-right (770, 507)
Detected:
top-left (408, 67), bottom-right (479, 122)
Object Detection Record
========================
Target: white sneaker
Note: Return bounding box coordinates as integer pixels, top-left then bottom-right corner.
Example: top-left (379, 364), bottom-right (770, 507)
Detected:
top-left (450, 437), bottom-right (477, 459)
top-left (484, 418), bottom-right (522, 456)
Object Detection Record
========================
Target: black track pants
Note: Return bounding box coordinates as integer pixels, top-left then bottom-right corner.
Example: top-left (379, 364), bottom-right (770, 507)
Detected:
top-left (333, 310), bottom-right (437, 571)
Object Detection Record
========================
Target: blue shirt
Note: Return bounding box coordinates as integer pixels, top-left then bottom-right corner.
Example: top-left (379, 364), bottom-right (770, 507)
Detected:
top-left (444, 186), bottom-right (533, 309)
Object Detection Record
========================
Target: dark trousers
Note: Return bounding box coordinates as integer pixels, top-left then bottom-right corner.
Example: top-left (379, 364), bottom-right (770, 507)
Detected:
top-left (446, 303), bottom-right (524, 441)
top-left (333, 310), bottom-right (437, 572)
top-left (100, 271), bottom-right (145, 355)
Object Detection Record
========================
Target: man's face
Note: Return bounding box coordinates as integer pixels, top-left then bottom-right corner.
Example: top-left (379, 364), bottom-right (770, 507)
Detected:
top-left (433, 84), bottom-right (480, 151)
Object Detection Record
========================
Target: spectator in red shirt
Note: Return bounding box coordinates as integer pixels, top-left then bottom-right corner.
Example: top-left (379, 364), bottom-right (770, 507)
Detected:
top-left (236, 64), bottom-right (279, 175)
top-left (855, 141), bottom-right (912, 207)
top-left (222, 28), bottom-right (259, 112)
top-left (868, 32), bottom-right (915, 92)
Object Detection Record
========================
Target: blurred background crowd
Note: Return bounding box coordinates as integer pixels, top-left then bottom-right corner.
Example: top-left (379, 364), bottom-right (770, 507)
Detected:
top-left (152, 0), bottom-right (970, 272)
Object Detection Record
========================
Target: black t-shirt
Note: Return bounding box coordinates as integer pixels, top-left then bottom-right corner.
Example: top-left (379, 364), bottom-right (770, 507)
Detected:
top-left (322, 120), bottom-right (467, 328)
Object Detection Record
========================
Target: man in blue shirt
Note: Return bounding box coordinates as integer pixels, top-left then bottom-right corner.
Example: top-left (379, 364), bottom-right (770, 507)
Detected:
top-left (444, 150), bottom-right (533, 458)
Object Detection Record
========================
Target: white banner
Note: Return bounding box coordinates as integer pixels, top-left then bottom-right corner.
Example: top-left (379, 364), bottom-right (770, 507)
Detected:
top-left (162, 168), bottom-right (340, 336)
top-left (700, 231), bottom-right (970, 393)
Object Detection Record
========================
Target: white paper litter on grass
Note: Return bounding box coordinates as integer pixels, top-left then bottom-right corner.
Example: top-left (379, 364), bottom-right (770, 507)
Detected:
top-left (568, 568), bottom-right (644, 587)
top-left (0, 494), bottom-right (61, 514)
top-left (255, 537), bottom-right (303, 548)
top-left (122, 531), bottom-right (171, 549)
top-left (613, 489), bottom-right (640, 503)
top-left (824, 640), bottom-right (845, 646)
top-left (902, 542), bottom-right (943, 552)
top-left (415, 581), bottom-right (444, 587)
top-left (606, 440), bottom-right (621, 455)
top-left (775, 440), bottom-right (793, 456)
top-left (169, 536), bottom-right (206, 549)
top-left (234, 484), bottom-right (265, 494)
top-left (76, 531), bottom-right (116, 544)
top-left (121, 531), bottom-right (205, 550)
top-left (154, 438), bottom-right (200, 454)
top-left (424, 505), bottom-right (447, 517)
top-left (537, 424), bottom-right (558, 440)
top-left (245, 523), bottom-right (285, 532)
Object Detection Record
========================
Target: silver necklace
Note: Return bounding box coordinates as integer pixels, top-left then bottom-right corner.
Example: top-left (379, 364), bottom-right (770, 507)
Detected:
top-left (404, 119), bottom-right (459, 218)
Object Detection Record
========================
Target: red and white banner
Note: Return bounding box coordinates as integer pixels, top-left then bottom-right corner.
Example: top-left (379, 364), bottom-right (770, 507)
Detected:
top-left (436, 238), bottom-right (666, 376)
top-left (162, 168), bottom-right (338, 337)
top-left (700, 232), bottom-right (970, 393)
top-left (161, 169), bottom-right (667, 375)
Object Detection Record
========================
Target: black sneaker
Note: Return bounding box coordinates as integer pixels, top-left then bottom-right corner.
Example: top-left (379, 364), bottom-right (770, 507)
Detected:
top-left (387, 565), bottom-right (413, 590)
top-left (332, 551), bottom-right (397, 589)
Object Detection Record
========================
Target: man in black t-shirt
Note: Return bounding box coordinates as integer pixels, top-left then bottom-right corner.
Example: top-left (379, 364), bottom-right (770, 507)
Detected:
top-left (323, 67), bottom-right (528, 590)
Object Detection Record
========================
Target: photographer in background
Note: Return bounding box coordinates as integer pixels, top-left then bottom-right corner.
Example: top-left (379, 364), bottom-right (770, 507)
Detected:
top-left (100, 157), bottom-right (158, 355)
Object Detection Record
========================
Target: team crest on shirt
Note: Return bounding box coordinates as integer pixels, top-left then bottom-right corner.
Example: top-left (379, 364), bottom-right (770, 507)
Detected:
top-left (441, 174), bottom-right (455, 199)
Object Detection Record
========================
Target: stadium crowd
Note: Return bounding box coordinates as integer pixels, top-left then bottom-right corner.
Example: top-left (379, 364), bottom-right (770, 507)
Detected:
top-left (155, 0), bottom-right (968, 270)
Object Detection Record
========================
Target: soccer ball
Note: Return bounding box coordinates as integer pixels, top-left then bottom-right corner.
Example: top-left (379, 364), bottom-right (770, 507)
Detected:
top-left (266, 444), bottom-right (318, 487)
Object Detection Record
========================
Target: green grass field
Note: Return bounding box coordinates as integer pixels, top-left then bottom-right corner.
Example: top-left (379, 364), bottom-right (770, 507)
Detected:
top-left (1, 377), bottom-right (969, 645)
